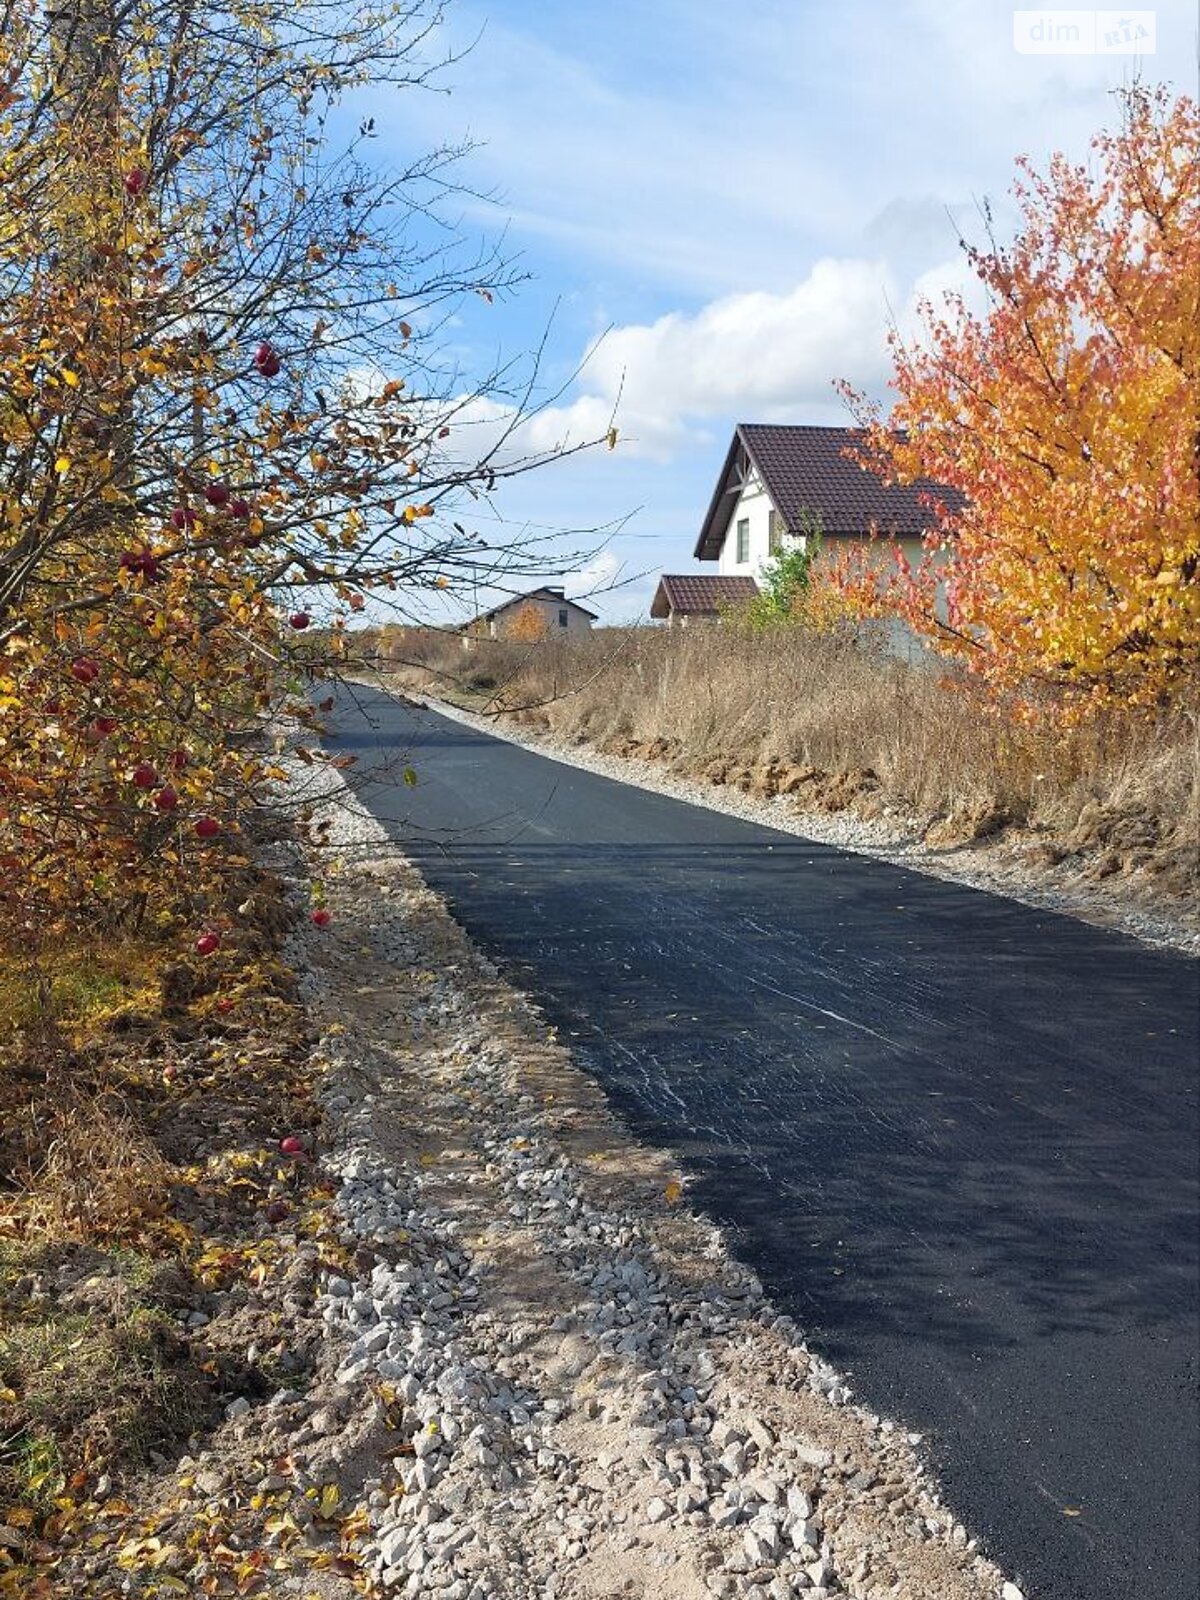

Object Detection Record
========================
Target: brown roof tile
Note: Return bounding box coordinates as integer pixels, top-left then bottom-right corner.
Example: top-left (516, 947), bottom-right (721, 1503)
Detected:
top-left (695, 424), bottom-right (964, 559)
top-left (651, 574), bottom-right (759, 618)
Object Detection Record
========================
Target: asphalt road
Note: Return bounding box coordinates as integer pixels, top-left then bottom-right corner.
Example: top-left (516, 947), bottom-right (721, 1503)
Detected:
top-left (327, 685), bottom-right (1200, 1600)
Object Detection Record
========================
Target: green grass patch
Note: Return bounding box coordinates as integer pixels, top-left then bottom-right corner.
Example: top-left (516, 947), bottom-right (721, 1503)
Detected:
top-left (0, 1294), bottom-right (212, 1508)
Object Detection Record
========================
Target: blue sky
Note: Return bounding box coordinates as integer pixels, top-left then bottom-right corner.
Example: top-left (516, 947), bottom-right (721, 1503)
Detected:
top-left (365, 0), bottom-right (1195, 623)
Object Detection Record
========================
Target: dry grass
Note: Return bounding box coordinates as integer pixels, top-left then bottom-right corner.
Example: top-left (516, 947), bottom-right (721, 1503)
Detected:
top-left (15, 1092), bottom-right (178, 1247)
top-left (0, 853), bottom-right (327, 1514)
top-left (375, 623), bottom-right (1199, 894)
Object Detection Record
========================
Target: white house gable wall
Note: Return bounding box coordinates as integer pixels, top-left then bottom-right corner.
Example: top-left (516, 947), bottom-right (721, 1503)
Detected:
top-left (717, 474), bottom-right (769, 576)
top-left (716, 474), bottom-right (805, 579)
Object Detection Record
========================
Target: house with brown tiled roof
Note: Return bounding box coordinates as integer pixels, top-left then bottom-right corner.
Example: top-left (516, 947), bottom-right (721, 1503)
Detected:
top-left (651, 423), bottom-right (959, 625)
top-left (649, 573), bottom-right (759, 624)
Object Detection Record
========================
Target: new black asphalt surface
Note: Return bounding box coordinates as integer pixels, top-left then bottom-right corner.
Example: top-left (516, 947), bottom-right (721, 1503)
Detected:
top-left (326, 685), bottom-right (1200, 1600)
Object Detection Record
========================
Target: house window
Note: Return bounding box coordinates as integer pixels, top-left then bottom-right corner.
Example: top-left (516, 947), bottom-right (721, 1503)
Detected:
top-left (558, 608), bottom-right (569, 628)
top-left (735, 517), bottom-right (750, 564)
top-left (768, 509), bottom-right (783, 554)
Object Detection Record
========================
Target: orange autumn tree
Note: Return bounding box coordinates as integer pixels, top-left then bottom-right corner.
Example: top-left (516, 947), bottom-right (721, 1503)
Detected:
top-left (839, 86), bottom-right (1200, 711)
top-left (503, 603), bottom-right (552, 642)
top-left (0, 0), bottom-right (594, 949)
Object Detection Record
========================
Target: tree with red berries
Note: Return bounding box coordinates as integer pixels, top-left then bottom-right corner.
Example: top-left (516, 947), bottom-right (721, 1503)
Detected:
top-left (0, 0), bottom-right (598, 945)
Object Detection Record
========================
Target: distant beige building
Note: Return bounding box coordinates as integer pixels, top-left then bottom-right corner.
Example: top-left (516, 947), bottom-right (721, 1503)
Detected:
top-left (460, 585), bottom-right (597, 643)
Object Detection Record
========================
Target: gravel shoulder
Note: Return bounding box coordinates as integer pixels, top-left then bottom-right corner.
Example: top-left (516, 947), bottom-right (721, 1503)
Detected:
top-left (267, 756), bottom-right (1024, 1600)
top-left (400, 690), bottom-right (1198, 959)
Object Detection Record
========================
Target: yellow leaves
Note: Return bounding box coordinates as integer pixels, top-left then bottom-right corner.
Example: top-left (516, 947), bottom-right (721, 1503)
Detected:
top-left (117, 1534), bottom-right (178, 1569)
top-left (664, 1179), bottom-right (682, 1205)
top-left (60, 369), bottom-right (79, 388)
top-left (316, 1484), bottom-right (340, 1518)
top-left (53, 456), bottom-right (71, 476)
top-left (606, 426), bottom-right (618, 450)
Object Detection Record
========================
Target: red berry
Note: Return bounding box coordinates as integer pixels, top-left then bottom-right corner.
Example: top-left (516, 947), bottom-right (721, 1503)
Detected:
top-left (132, 762), bottom-right (158, 788)
top-left (278, 1135), bottom-right (305, 1155)
top-left (92, 716), bottom-right (118, 737)
top-left (194, 815), bottom-right (220, 839)
top-left (71, 657), bottom-right (99, 684)
top-left (228, 497), bottom-right (251, 520)
top-left (123, 167), bottom-right (146, 197)
top-left (289, 612), bottom-right (310, 631)
top-left (120, 548), bottom-right (161, 581)
top-left (204, 481), bottom-right (230, 507)
top-left (311, 909), bottom-right (332, 928)
top-left (154, 785), bottom-right (179, 812)
top-left (44, 697), bottom-right (63, 715)
top-left (169, 747), bottom-right (189, 771)
top-left (170, 506), bottom-right (197, 531)
top-left (195, 931), bottom-right (221, 956)
top-left (253, 342), bottom-right (282, 378)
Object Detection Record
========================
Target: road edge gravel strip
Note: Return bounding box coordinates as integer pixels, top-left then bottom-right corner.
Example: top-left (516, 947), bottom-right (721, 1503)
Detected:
top-left (275, 750), bottom-right (1026, 1600)
top-left (396, 690), bottom-right (1197, 959)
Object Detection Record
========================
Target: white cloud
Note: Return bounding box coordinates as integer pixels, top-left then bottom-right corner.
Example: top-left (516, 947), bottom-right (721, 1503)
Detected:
top-left (504, 254), bottom-right (988, 461)
top-left (564, 551), bottom-right (622, 601)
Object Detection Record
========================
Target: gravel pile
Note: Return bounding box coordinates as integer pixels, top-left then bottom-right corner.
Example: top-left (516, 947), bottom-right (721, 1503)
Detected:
top-left (414, 694), bottom-right (1197, 958)
top-left (267, 750), bottom-right (1024, 1600)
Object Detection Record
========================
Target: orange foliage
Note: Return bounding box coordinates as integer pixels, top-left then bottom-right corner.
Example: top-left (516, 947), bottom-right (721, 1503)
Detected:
top-left (837, 87), bottom-right (1200, 713)
top-left (501, 604), bottom-right (551, 642)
